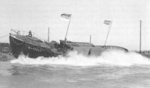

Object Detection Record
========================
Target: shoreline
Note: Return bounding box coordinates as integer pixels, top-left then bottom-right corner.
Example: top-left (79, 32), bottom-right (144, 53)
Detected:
top-left (0, 53), bottom-right (14, 61)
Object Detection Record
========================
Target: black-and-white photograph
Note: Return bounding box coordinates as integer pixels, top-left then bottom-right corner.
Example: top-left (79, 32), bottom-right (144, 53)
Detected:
top-left (0, 0), bottom-right (150, 88)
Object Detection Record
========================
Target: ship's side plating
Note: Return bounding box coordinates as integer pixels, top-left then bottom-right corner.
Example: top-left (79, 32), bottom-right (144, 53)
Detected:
top-left (9, 33), bottom-right (60, 58)
top-left (9, 31), bottom-right (128, 58)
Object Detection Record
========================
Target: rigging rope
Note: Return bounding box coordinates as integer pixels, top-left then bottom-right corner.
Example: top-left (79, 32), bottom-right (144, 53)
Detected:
top-left (0, 34), bottom-right (9, 39)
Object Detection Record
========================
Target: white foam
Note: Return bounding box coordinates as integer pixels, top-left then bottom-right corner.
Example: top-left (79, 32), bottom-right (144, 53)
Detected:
top-left (10, 50), bottom-right (150, 67)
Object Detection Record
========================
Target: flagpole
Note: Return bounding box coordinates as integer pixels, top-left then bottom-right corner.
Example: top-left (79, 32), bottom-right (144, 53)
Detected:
top-left (48, 27), bottom-right (50, 42)
top-left (104, 21), bottom-right (112, 46)
top-left (65, 17), bottom-right (72, 41)
top-left (140, 20), bottom-right (142, 53)
top-left (90, 35), bottom-right (91, 43)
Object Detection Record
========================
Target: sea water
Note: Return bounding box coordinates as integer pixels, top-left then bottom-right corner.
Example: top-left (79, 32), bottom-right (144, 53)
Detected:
top-left (0, 50), bottom-right (150, 88)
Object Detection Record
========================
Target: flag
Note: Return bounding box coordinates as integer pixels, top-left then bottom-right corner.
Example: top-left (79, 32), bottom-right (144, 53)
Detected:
top-left (61, 13), bottom-right (71, 19)
top-left (104, 20), bottom-right (111, 25)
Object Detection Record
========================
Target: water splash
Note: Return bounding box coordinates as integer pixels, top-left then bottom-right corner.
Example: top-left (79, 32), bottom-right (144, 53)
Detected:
top-left (10, 50), bottom-right (150, 67)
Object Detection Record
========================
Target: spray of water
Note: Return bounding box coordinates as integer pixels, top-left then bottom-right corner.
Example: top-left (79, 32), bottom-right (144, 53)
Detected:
top-left (10, 50), bottom-right (150, 67)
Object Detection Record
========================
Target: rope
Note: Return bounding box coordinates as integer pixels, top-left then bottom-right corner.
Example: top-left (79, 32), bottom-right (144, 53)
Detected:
top-left (0, 34), bottom-right (9, 39)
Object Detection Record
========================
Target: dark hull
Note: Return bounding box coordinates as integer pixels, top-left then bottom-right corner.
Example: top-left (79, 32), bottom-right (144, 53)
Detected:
top-left (59, 40), bottom-right (128, 56)
top-left (9, 34), bottom-right (59, 58)
top-left (9, 33), bottom-right (128, 59)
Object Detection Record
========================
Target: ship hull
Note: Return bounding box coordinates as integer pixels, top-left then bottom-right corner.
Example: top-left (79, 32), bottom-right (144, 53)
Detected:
top-left (9, 34), bottom-right (59, 58)
top-left (9, 33), bottom-right (128, 59)
top-left (59, 40), bottom-right (128, 56)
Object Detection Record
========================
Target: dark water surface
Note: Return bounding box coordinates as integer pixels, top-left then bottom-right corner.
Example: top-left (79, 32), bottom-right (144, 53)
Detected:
top-left (0, 61), bottom-right (150, 88)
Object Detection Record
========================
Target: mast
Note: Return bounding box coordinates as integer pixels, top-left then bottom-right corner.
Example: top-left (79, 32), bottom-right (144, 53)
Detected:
top-left (140, 20), bottom-right (142, 53)
top-left (90, 35), bottom-right (91, 43)
top-left (48, 27), bottom-right (50, 42)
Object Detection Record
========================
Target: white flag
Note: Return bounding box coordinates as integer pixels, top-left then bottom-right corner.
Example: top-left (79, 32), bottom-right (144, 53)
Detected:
top-left (104, 20), bottom-right (111, 25)
top-left (61, 13), bottom-right (71, 19)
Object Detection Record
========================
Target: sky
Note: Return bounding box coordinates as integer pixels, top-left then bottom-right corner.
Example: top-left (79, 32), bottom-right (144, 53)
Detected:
top-left (0, 0), bottom-right (150, 51)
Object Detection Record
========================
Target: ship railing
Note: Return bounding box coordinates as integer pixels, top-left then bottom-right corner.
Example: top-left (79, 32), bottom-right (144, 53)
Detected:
top-left (10, 29), bottom-right (48, 42)
top-left (11, 29), bottom-right (30, 36)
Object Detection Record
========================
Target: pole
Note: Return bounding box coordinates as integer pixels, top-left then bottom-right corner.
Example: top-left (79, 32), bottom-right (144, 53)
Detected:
top-left (104, 21), bottom-right (112, 46)
top-left (65, 17), bottom-right (71, 41)
top-left (48, 27), bottom-right (50, 42)
top-left (140, 20), bottom-right (142, 53)
top-left (90, 35), bottom-right (91, 43)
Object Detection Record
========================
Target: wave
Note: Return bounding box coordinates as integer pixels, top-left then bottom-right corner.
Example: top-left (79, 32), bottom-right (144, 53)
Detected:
top-left (10, 50), bottom-right (150, 67)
